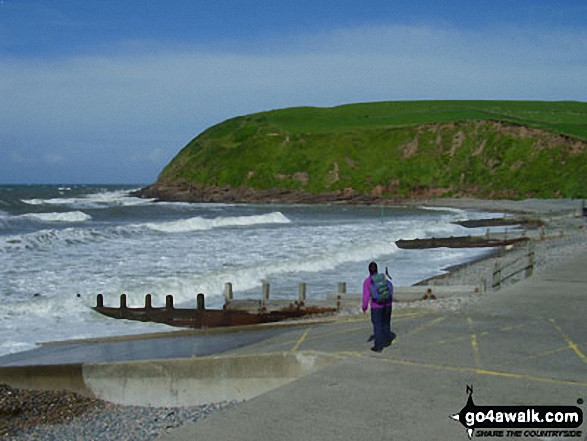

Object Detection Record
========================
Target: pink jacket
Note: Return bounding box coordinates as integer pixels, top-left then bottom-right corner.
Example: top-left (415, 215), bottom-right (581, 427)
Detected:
top-left (362, 275), bottom-right (393, 312)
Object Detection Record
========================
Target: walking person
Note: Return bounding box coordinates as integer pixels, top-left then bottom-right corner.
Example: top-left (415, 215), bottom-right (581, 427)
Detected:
top-left (362, 261), bottom-right (394, 352)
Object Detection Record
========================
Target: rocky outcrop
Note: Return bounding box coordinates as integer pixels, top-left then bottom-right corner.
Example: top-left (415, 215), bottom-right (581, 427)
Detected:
top-left (135, 182), bottom-right (402, 204)
top-left (135, 181), bottom-right (477, 204)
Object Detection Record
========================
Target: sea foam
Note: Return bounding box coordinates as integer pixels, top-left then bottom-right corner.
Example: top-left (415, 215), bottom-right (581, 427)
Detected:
top-left (20, 211), bottom-right (92, 223)
top-left (22, 189), bottom-right (154, 209)
top-left (144, 212), bottom-right (291, 233)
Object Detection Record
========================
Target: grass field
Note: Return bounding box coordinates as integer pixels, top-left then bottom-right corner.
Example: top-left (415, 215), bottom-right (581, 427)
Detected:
top-left (158, 100), bottom-right (587, 199)
top-left (247, 101), bottom-right (587, 139)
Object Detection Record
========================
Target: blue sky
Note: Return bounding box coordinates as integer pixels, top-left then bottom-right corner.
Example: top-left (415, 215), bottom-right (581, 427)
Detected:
top-left (1, 1), bottom-right (586, 184)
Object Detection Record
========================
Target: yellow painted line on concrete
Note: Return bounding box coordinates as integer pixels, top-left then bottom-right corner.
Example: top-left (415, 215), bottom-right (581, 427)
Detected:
top-left (403, 316), bottom-right (447, 337)
top-left (393, 311), bottom-right (434, 320)
top-left (498, 324), bottom-right (525, 333)
top-left (437, 335), bottom-right (470, 345)
top-left (306, 312), bottom-right (437, 343)
top-left (434, 323), bottom-right (520, 347)
top-left (436, 330), bottom-right (488, 346)
top-left (303, 313), bottom-right (426, 343)
top-left (307, 325), bottom-right (367, 342)
top-left (344, 353), bottom-right (587, 387)
top-left (336, 351), bottom-right (363, 358)
top-left (258, 324), bottom-right (367, 351)
top-left (549, 318), bottom-right (587, 364)
top-left (470, 367), bottom-right (587, 387)
top-left (495, 345), bottom-right (570, 368)
top-left (339, 310), bottom-right (431, 324)
top-left (290, 327), bottom-right (312, 352)
top-left (467, 317), bottom-right (481, 368)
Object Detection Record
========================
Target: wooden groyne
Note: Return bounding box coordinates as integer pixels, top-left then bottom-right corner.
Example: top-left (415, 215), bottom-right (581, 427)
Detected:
top-left (454, 217), bottom-right (544, 229)
top-left (93, 282), bottom-right (339, 329)
top-left (395, 235), bottom-right (529, 249)
top-left (92, 281), bottom-right (487, 329)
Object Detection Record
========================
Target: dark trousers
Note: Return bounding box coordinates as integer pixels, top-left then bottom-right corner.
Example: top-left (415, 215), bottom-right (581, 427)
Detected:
top-left (371, 305), bottom-right (393, 350)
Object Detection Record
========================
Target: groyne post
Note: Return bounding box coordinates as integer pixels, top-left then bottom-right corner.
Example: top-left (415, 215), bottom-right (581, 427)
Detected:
top-left (492, 262), bottom-right (502, 291)
top-left (224, 282), bottom-right (233, 305)
top-left (298, 282), bottom-right (306, 305)
top-left (166, 295), bottom-right (174, 310)
top-left (197, 293), bottom-right (205, 311)
top-left (96, 294), bottom-right (104, 308)
top-left (262, 282), bottom-right (270, 306)
top-left (165, 295), bottom-right (174, 321)
top-left (145, 294), bottom-right (152, 311)
top-left (119, 294), bottom-right (127, 319)
top-left (337, 282), bottom-right (346, 311)
top-left (526, 250), bottom-right (535, 278)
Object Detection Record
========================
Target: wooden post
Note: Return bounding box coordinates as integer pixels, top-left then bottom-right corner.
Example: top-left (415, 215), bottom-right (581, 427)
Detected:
top-left (526, 251), bottom-right (535, 278)
top-left (96, 294), bottom-right (104, 308)
top-left (119, 294), bottom-right (127, 319)
top-left (337, 282), bottom-right (346, 312)
top-left (224, 282), bottom-right (233, 304)
top-left (197, 293), bottom-right (205, 311)
top-left (145, 294), bottom-right (152, 311)
top-left (166, 295), bottom-right (174, 310)
top-left (492, 262), bottom-right (502, 291)
top-left (262, 282), bottom-right (270, 306)
top-left (298, 282), bottom-right (306, 305)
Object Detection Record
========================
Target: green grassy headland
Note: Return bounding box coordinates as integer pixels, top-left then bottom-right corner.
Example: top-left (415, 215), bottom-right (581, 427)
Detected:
top-left (155, 100), bottom-right (587, 199)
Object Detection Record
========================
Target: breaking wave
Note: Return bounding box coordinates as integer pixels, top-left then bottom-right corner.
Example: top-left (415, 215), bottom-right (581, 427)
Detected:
top-left (143, 212), bottom-right (291, 233)
top-left (22, 189), bottom-right (154, 209)
top-left (20, 211), bottom-right (92, 223)
top-left (1, 212), bottom-right (291, 252)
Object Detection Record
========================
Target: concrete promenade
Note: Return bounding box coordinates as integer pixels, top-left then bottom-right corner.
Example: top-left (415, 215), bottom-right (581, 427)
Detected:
top-left (0, 250), bottom-right (585, 439)
top-left (161, 250), bottom-right (587, 441)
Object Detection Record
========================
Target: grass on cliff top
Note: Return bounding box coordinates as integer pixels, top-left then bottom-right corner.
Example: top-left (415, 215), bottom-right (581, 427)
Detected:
top-left (245, 100), bottom-right (587, 140)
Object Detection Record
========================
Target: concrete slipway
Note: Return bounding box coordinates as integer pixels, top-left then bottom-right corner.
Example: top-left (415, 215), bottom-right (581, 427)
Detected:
top-left (0, 251), bottom-right (586, 440)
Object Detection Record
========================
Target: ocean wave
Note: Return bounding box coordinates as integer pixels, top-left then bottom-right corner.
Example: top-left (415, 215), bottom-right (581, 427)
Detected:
top-left (143, 212), bottom-right (291, 233)
top-left (20, 211), bottom-right (92, 223)
top-left (2, 228), bottom-right (99, 251)
top-left (0, 224), bottom-right (143, 252)
top-left (21, 189), bottom-right (154, 209)
top-left (420, 205), bottom-right (466, 215)
top-left (118, 231), bottom-right (403, 308)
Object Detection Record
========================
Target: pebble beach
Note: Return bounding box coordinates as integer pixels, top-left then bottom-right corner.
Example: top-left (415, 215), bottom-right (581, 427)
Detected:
top-left (1, 198), bottom-right (585, 440)
top-left (0, 383), bottom-right (237, 440)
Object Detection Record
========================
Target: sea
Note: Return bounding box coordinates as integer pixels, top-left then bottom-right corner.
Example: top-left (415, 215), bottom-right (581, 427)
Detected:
top-left (0, 184), bottom-right (501, 357)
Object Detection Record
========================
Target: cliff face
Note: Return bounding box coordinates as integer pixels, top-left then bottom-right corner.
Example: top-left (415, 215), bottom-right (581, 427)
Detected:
top-left (140, 101), bottom-right (587, 203)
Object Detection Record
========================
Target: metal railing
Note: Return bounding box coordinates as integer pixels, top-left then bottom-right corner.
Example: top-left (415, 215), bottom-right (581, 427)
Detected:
top-left (491, 250), bottom-right (535, 291)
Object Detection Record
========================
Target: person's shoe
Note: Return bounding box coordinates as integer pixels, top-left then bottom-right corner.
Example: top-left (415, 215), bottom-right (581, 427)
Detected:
top-left (384, 341), bottom-right (392, 347)
top-left (371, 346), bottom-right (382, 353)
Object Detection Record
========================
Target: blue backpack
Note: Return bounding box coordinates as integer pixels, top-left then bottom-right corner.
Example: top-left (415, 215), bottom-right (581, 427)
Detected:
top-left (370, 273), bottom-right (391, 303)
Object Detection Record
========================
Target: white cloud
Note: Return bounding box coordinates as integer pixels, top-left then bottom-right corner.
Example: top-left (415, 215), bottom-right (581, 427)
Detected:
top-left (1, 23), bottom-right (586, 183)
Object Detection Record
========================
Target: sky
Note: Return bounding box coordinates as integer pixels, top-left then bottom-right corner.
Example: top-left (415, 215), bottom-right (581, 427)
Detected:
top-left (1, 1), bottom-right (586, 184)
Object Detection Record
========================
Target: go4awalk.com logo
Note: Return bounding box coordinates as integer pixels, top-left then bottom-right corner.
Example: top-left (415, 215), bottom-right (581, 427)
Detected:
top-left (450, 386), bottom-right (584, 439)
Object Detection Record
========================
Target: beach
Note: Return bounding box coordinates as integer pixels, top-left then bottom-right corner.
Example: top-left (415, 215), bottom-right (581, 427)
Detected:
top-left (1, 197), bottom-right (585, 440)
